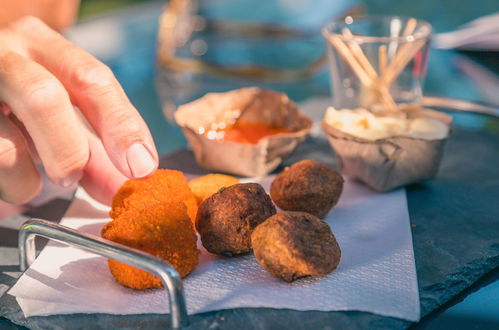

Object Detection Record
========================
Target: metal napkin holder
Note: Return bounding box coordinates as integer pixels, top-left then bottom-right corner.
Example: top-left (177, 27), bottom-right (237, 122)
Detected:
top-left (18, 218), bottom-right (189, 329)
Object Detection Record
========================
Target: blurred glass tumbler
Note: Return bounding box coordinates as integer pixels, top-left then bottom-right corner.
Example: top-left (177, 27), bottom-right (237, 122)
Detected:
top-left (156, 0), bottom-right (364, 122)
top-left (322, 16), bottom-right (432, 112)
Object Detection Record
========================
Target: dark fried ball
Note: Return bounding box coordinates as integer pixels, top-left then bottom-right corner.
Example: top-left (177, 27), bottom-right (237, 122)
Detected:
top-left (196, 183), bottom-right (276, 256)
top-left (251, 211), bottom-right (341, 282)
top-left (270, 160), bottom-right (344, 218)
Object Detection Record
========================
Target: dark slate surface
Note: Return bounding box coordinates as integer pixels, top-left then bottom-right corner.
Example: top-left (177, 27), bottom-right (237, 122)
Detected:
top-left (1, 127), bottom-right (498, 329)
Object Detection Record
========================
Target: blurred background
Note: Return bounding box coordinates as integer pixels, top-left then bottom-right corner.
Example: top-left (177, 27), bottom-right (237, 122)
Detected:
top-left (68, 0), bottom-right (499, 155)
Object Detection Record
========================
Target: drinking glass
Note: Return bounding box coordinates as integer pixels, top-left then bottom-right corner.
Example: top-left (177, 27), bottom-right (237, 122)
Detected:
top-left (322, 15), bottom-right (432, 113)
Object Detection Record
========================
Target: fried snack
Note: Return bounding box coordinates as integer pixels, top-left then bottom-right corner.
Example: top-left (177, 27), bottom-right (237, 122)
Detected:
top-left (188, 174), bottom-right (239, 205)
top-left (102, 169), bottom-right (199, 290)
top-left (110, 169), bottom-right (198, 223)
top-left (270, 160), bottom-right (344, 218)
top-left (196, 183), bottom-right (276, 256)
top-left (251, 211), bottom-right (341, 282)
top-left (102, 201), bottom-right (199, 289)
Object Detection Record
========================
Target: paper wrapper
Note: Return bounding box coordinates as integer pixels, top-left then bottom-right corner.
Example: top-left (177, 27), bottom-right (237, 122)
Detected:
top-left (175, 87), bottom-right (312, 177)
top-left (322, 109), bottom-right (452, 192)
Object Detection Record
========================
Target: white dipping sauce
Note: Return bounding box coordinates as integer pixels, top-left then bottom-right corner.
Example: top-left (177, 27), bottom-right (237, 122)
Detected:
top-left (324, 107), bottom-right (449, 140)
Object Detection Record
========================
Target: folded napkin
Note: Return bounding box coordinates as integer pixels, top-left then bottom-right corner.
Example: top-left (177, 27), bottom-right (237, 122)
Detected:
top-left (9, 176), bottom-right (420, 321)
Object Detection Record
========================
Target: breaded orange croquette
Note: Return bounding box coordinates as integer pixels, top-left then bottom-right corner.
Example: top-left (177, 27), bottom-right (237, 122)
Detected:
top-left (103, 201), bottom-right (199, 289)
top-left (188, 174), bottom-right (239, 205)
top-left (110, 169), bottom-right (198, 223)
top-left (101, 169), bottom-right (200, 290)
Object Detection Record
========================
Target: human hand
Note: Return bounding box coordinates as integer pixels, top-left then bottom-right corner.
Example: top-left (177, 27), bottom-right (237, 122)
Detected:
top-left (0, 16), bottom-right (158, 205)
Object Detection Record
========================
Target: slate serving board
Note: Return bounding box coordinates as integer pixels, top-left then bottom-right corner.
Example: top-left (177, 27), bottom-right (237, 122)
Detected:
top-left (1, 126), bottom-right (498, 329)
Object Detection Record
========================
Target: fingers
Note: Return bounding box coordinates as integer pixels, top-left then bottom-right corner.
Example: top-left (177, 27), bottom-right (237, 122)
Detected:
top-left (80, 130), bottom-right (127, 205)
top-left (10, 17), bottom-right (158, 179)
top-left (0, 51), bottom-right (89, 187)
top-left (0, 115), bottom-right (41, 204)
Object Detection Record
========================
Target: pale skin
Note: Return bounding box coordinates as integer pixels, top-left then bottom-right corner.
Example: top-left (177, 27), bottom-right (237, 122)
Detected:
top-left (0, 16), bottom-right (159, 205)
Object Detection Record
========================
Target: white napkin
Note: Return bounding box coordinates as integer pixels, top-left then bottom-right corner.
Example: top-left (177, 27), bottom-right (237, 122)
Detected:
top-left (9, 176), bottom-right (420, 321)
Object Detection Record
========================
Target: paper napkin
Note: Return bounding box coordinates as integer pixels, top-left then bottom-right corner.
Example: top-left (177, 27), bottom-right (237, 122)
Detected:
top-left (9, 176), bottom-right (420, 321)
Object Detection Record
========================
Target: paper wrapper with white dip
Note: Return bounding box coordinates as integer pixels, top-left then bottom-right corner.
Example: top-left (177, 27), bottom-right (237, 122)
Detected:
top-left (175, 87), bottom-right (312, 177)
top-left (322, 107), bottom-right (452, 192)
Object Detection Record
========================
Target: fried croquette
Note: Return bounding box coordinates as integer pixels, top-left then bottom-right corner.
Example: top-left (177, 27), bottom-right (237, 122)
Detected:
top-left (110, 169), bottom-right (198, 223)
top-left (270, 160), bottom-right (344, 218)
top-left (196, 183), bottom-right (276, 256)
top-left (101, 170), bottom-right (199, 290)
top-left (251, 211), bottom-right (341, 282)
top-left (102, 200), bottom-right (198, 290)
top-left (188, 174), bottom-right (239, 205)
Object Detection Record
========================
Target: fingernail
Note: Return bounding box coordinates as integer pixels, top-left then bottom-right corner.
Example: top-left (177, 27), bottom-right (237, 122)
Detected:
top-left (126, 143), bottom-right (156, 178)
top-left (60, 171), bottom-right (83, 188)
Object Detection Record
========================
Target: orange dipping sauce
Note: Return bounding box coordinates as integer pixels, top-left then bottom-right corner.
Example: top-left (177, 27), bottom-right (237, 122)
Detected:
top-left (201, 122), bottom-right (291, 144)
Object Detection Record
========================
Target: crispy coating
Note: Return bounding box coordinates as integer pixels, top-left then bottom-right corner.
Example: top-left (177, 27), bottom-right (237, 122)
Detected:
top-left (102, 201), bottom-right (198, 289)
top-left (110, 169), bottom-right (198, 223)
top-left (196, 183), bottom-right (276, 256)
top-left (270, 160), bottom-right (344, 218)
top-left (251, 211), bottom-right (341, 282)
top-left (102, 170), bottom-right (199, 290)
top-left (188, 174), bottom-right (239, 205)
